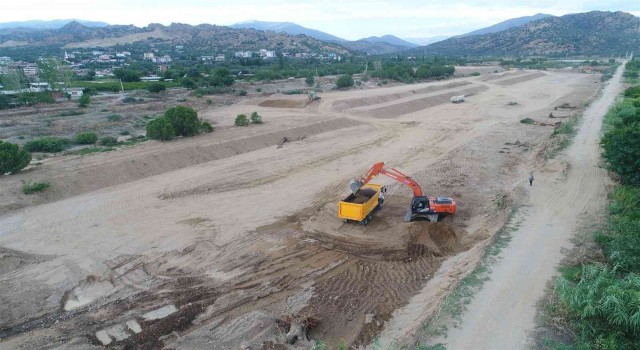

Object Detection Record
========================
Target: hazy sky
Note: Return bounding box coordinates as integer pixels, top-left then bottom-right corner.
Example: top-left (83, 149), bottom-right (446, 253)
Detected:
top-left (2, 0), bottom-right (639, 39)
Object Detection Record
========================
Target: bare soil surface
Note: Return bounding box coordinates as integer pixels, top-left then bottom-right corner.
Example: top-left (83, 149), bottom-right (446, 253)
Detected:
top-left (0, 70), bottom-right (601, 349)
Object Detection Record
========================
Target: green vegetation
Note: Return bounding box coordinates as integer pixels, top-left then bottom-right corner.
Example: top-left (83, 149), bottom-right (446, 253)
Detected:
top-left (336, 74), bottom-right (354, 89)
top-left (75, 132), bottom-right (97, 145)
top-left (21, 180), bottom-right (49, 194)
top-left (200, 121), bottom-right (214, 133)
top-left (147, 82), bottom-right (167, 93)
top-left (146, 117), bottom-right (175, 141)
top-left (100, 136), bottom-right (119, 146)
top-left (77, 94), bottom-right (91, 107)
top-left (623, 59), bottom-right (640, 84)
top-left (238, 89), bottom-right (247, 96)
top-left (107, 114), bottom-right (123, 122)
top-left (520, 117), bottom-right (535, 124)
top-left (235, 114), bottom-right (249, 126)
top-left (73, 147), bottom-right (114, 155)
top-left (0, 141), bottom-right (31, 175)
top-left (146, 106), bottom-right (210, 141)
top-left (24, 137), bottom-right (70, 153)
top-left (250, 112), bottom-right (263, 124)
top-left (305, 74), bottom-right (315, 86)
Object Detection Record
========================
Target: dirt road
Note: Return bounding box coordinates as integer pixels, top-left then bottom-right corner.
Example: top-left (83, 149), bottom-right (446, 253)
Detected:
top-left (435, 64), bottom-right (625, 349)
top-left (0, 69), bottom-right (602, 349)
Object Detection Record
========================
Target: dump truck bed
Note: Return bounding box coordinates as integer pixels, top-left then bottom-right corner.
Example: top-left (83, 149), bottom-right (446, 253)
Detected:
top-left (338, 184), bottom-right (382, 222)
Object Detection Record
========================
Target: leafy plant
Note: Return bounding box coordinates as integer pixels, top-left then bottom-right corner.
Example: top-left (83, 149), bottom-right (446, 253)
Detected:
top-left (75, 132), bottom-right (97, 145)
top-left (24, 137), bottom-right (70, 153)
top-left (234, 114), bottom-right (249, 126)
top-left (100, 136), bottom-right (118, 146)
top-left (164, 106), bottom-right (200, 137)
top-left (238, 89), bottom-right (247, 96)
top-left (77, 94), bottom-right (91, 107)
top-left (146, 117), bottom-right (175, 141)
top-left (520, 118), bottom-right (535, 124)
top-left (250, 112), bottom-right (262, 124)
top-left (336, 74), bottom-right (354, 89)
top-left (200, 121), bottom-right (214, 133)
top-left (21, 180), bottom-right (49, 194)
top-left (0, 141), bottom-right (31, 175)
top-left (147, 82), bottom-right (166, 93)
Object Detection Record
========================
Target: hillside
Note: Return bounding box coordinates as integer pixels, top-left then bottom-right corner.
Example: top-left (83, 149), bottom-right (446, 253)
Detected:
top-left (230, 20), bottom-right (346, 42)
top-left (458, 13), bottom-right (553, 37)
top-left (0, 19), bottom-right (109, 30)
top-left (403, 36), bottom-right (449, 46)
top-left (360, 35), bottom-right (418, 48)
top-left (415, 11), bottom-right (640, 57)
top-left (0, 21), bottom-right (351, 56)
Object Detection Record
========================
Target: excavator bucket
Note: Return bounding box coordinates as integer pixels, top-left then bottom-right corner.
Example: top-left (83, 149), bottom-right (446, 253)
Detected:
top-left (349, 179), bottom-right (364, 194)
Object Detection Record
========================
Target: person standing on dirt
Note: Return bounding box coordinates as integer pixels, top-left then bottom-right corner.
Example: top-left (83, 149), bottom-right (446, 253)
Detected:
top-left (528, 173), bottom-right (534, 186)
top-left (379, 186), bottom-right (386, 205)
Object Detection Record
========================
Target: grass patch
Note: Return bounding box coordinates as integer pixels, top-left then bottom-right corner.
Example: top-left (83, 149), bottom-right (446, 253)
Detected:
top-left (107, 114), bottom-right (123, 122)
top-left (21, 180), bottom-right (49, 194)
top-left (57, 110), bottom-right (85, 117)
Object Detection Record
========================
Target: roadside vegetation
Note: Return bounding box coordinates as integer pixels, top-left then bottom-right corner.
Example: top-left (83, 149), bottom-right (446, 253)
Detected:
top-left (537, 83), bottom-right (640, 349)
top-left (21, 180), bottom-right (49, 194)
top-left (0, 140), bottom-right (31, 174)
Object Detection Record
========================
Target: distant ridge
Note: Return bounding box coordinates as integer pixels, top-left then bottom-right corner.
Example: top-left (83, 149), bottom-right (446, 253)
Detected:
top-left (457, 13), bottom-right (553, 37)
top-left (0, 19), bottom-right (109, 30)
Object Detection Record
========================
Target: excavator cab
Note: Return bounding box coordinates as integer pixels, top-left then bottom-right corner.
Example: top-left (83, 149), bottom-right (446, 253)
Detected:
top-left (408, 196), bottom-right (439, 222)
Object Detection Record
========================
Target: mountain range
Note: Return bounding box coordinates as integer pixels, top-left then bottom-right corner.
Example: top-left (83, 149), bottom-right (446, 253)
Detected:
top-left (416, 11), bottom-right (640, 57)
top-left (0, 11), bottom-right (637, 58)
top-left (0, 19), bottom-right (109, 30)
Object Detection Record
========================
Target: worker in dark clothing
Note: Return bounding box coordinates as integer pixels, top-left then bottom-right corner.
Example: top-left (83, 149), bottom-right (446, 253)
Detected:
top-left (528, 173), bottom-right (534, 186)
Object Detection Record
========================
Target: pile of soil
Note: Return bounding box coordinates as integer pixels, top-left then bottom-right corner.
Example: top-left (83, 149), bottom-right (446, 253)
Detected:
top-left (345, 188), bottom-right (376, 204)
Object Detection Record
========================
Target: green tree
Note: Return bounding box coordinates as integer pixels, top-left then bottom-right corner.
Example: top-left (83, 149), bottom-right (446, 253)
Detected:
top-left (114, 68), bottom-right (141, 82)
top-left (147, 83), bottom-right (166, 93)
top-left (0, 141), bottom-right (31, 175)
top-left (146, 117), bottom-right (175, 141)
top-left (235, 114), bottom-right (249, 126)
top-left (164, 106), bottom-right (200, 137)
top-left (78, 94), bottom-right (91, 107)
top-left (181, 78), bottom-right (197, 89)
top-left (336, 74), bottom-right (354, 89)
top-left (37, 58), bottom-right (62, 91)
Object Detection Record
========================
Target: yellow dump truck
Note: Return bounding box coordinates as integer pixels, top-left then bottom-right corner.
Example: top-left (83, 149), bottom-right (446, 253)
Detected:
top-left (338, 184), bottom-right (382, 225)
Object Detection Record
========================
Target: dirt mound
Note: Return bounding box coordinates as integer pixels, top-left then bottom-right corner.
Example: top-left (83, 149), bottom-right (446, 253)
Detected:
top-left (406, 222), bottom-right (464, 258)
top-left (495, 72), bottom-right (545, 86)
top-left (332, 81), bottom-right (471, 111)
top-left (356, 85), bottom-right (489, 118)
top-left (259, 99), bottom-right (309, 108)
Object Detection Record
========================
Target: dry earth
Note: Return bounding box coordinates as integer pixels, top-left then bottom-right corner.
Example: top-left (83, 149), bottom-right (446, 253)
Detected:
top-left (0, 69), bottom-right (601, 349)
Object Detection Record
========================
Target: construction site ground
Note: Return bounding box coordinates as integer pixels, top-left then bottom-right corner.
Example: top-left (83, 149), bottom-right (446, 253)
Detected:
top-left (0, 69), bottom-right (601, 349)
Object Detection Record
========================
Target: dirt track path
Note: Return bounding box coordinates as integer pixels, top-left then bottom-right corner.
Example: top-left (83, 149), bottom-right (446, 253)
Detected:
top-left (439, 64), bottom-right (625, 349)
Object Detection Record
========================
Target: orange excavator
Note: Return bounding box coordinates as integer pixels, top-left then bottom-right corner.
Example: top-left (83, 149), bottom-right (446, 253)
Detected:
top-left (349, 162), bottom-right (457, 222)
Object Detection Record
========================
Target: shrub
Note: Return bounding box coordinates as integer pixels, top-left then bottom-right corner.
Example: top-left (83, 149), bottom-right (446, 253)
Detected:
top-left (200, 121), bottom-right (214, 133)
top-left (120, 130), bottom-right (130, 135)
top-left (107, 114), bottom-right (123, 122)
top-left (624, 86), bottom-right (640, 99)
top-left (147, 82), bottom-right (166, 93)
top-left (238, 90), bottom-right (247, 96)
top-left (305, 75), bottom-right (314, 86)
top-left (235, 114), bottom-right (249, 126)
top-left (164, 106), bottom-right (200, 137)
top-left (122, 96), bottom-right (137, 103)
top-left (77, 94), bottom-right (91, 107)
top-left (21, 180), bottom-right (49, 194)
top-left (75, 132), bottom-right (97, 145)
top-left (250, 112), bottom-right (263, 124)
top-left (520, 118), bottom-right (535, 124)
top-left (602, 124), bottom-right (640, 185)
top-left (24, 137), bottom-right (70, 153)
top-left (256, 88), bottom-right (262, 92)
top-left (336, 74), bottom-right (354, 89)
top-left (146, 117), bottom-right (175, 141)
top-left (470, 72), bottom-right (481, 76)
top-left (0, 141), bottom-right (31, 175)
top-left (100, 136), bottom-right (118, 146)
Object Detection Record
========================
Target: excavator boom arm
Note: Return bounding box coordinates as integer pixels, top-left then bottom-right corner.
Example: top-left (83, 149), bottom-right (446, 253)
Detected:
top-left (356, 162), bottom-right (423, 197)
